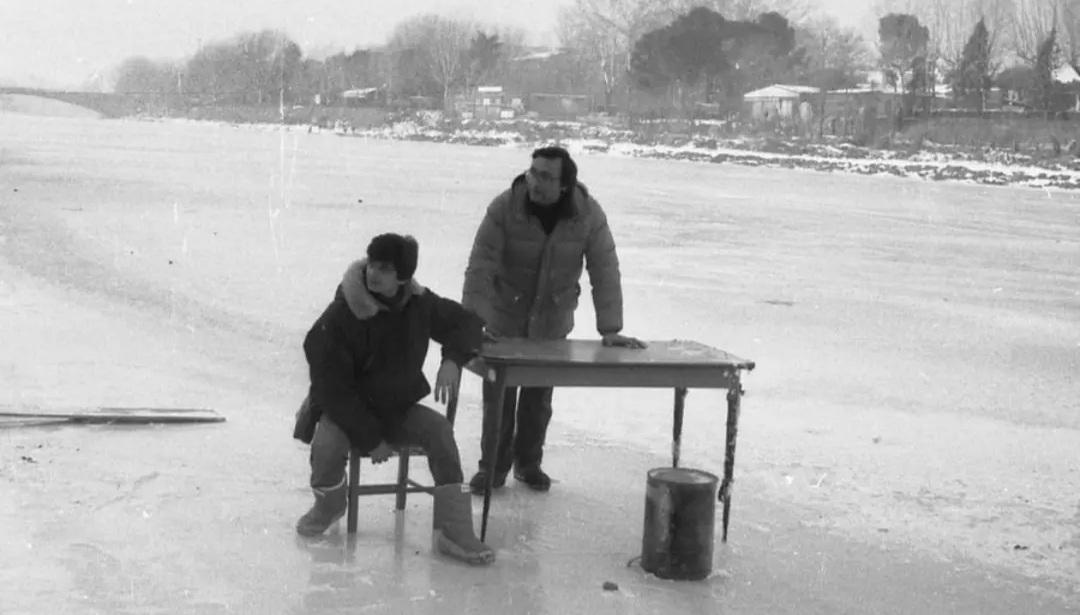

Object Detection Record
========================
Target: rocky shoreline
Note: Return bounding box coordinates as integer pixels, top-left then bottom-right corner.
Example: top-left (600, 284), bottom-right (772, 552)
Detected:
top-left (342, 118), bottom-right (1080, 192)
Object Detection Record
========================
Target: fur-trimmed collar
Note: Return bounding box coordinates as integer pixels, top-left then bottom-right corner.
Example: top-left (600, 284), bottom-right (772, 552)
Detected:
top-left (340, 259), bottom-right (425, 320)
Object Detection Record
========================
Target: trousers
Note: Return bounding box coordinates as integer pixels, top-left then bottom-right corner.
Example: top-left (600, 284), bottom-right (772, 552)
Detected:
top-left (478, 382), bottom-right (553, 473)
top-left (309, 404), bottom-right (464, 488)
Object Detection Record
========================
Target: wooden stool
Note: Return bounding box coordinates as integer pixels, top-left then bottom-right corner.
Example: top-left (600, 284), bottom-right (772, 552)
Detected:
top-left (344, 395), bottom-right (460, 533)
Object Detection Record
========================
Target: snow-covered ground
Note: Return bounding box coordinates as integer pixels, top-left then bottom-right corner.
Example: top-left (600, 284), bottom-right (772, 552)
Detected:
top-left (1, 110), bottom-right (1078, 614)
top-left (343, 116), bottom-right (1080, 191)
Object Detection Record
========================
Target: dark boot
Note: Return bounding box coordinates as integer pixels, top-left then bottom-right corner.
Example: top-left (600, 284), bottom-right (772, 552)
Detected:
top-left (468, 469), bottom-right (507, 495)
top-left (296, 477), bottom-right (347, 537)
top-left (513, 464), bottom-right (551, 492)
top-left (433, 484), bottom-right (495, 565)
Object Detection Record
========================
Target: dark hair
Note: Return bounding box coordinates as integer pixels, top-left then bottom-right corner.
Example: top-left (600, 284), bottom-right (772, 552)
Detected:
top-left (366, 233), bottom-right (419, 280)
top-left (531, 146), bottom-right (578, 194)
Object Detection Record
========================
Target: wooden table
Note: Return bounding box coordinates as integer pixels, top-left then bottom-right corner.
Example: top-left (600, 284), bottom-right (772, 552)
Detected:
top-left (464, 338), bottom-right (755, 542)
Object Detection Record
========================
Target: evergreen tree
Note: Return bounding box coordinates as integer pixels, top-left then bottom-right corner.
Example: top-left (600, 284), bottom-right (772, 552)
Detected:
top-left (954, 18), bottom-right (992, 111)
top-left (1034, 29), bottom-right (1060, 114)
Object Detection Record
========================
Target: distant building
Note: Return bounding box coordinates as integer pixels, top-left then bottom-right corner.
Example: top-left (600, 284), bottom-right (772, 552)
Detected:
top-left (1052, 63), bottom-right (1080, 84)
top-left (742, 85), bottom-right (820, 121)
top-left (528, 93), bottom-right (592, 119)
top-left (504, 47), bottom-right (596, 117)
top-left (511, 49), bottom-right (565, 63)
top-left (341, 87), bottom-right (383, 107)
top-left (454, 86), bottom-right (515, 120)
top-left (1053, 63), bottom-right (1080, 111)
top-left (474, 86), bottom-right (508, 119)
top-left (824, 88), bottom-right (903, 122)
top-left (862, 70), bottom-right (899, 93)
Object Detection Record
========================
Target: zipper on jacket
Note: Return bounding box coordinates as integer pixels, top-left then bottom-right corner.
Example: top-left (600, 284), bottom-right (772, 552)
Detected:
top-left (526, 228), bottom-right (560, 337)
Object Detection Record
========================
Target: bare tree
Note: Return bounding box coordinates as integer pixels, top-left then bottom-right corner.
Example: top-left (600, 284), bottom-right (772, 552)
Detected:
top-left (430, 17), bottom-right (472, 106)
top-left (1013, 0), bottom-right (1056, 62)
top-left (557, 0), bottom-right (689, 111)
top-left (1013, 0), bottom-right (1080, 63)
top-left (389, 14), bottom-right (474, 108)
top-left (112, 57), bottom-right (179, 95)
top-left (873, 0), bottom-right (1013, 84)
top-left (797, 16), bottom-right (871, 83)
top-left (969, 0), bottom-right (1013, 71)
top-left (1063, 0), bottom-right (1080, 62)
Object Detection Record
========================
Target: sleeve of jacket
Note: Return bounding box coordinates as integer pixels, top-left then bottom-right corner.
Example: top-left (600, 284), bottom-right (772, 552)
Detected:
top-left (427, 290), bottom-right (484, 367)
top-left (583, 195), bottom-right (624, 335)
top-left (303, 313), bottom-right (384, 452)
top-left (462, 194), bottom-right (507, 329)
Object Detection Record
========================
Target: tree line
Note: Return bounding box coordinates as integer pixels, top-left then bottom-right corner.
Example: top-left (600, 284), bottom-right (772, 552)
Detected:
top-left (110, 0), bottom-right (1078, 116)
top-left (112, 19), bottom-right (532, 109)
top-left (873, 0), bottom-right (1079, 115)
top-left (110, 0), bottom-right (867, 113)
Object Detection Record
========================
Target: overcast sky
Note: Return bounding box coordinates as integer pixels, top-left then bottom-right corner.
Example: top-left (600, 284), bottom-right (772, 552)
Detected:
top-left (0, 0), bottom-right (869, 89)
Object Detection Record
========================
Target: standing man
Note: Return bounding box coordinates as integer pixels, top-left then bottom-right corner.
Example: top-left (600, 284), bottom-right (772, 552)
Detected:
top-left (462, 146), bottom-right (645, 494)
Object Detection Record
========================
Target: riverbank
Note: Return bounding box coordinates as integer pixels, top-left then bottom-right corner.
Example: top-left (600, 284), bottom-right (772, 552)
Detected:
top-left (342, 116), bottom-right (1080, 191)
top-left (5, 90), bottom-right (1080, 192)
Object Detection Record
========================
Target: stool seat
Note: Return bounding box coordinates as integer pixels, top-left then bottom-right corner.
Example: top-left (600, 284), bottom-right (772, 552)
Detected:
top-left (343, 398), bottom-right (460, 533)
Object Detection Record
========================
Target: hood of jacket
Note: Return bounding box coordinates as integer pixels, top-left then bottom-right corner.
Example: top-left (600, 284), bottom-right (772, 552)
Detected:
top-left (340, 259), bottom-right (425, 321)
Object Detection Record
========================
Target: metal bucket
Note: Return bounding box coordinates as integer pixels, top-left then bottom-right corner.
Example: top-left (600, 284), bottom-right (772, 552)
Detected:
top-left (640, 467), bottom-right (719, 580)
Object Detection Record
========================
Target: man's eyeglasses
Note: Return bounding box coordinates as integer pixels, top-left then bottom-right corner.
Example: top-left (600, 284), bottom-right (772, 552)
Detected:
top-left (526, 167), bottom-right (561, 185)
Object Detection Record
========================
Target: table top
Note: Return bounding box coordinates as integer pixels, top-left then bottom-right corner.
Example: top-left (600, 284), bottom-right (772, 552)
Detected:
top-left (475, 338), bottom-right (755, 371)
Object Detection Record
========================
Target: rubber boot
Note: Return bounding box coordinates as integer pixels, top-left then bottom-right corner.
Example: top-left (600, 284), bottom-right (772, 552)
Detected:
top-left (296, 476), bottom-right (347, 537)
top-left (432, 483), bottom-right (496, 565)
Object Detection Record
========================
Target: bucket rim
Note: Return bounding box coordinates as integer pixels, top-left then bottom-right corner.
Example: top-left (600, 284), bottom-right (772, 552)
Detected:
top-left (646, 466), bottom-right (719, 485)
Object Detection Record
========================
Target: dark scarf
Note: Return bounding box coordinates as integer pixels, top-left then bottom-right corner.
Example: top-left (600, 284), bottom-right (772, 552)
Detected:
top-left (519, 174), bottom-right (574, 235)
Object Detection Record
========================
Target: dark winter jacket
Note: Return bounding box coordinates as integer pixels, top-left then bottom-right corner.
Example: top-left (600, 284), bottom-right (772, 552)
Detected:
top-left (303, 260), bottom-right (482, 452)
top-left (462, 175), bottom-right (624, 339)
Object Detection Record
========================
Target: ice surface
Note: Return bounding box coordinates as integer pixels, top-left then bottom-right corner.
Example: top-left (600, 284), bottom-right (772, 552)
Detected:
top-left (1, 112), bottom-right (1078, 613)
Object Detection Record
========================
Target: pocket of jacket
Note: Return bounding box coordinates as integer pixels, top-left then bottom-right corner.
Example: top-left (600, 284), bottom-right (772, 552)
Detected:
top-left (552, 283), bottom-right (581, 308)
top-left (494, 275), bottom-right (524, 305)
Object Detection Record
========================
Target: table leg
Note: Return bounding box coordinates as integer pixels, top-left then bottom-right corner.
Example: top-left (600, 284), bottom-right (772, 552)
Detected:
top-left (721, 375), bottom-right (743, 542)
top-left (481, 369), bottom-right (508, 543)
top-left (672, 387), bottom-right (687, 467)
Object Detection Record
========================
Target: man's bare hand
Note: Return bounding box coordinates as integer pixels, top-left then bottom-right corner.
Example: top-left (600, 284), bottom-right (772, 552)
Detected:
top-left (434, 360), bottom-right (460, 405)
top-left (602, 332), bottom-right (648, 349)
top-left (369, 440), bottom-right (394, 464)
top-left (482, 327), bottom-right (499, 343)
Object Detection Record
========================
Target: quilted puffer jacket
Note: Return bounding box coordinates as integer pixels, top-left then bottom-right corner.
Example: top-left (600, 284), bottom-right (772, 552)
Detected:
top-left (462, 174), bottom-right (624, 339)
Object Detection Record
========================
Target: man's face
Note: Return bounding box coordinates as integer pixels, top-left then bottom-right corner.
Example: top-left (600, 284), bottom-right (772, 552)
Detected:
top-left (365, 260), bottom-right (405, 298)
top-left (525, 156), bottom-right (563, 206)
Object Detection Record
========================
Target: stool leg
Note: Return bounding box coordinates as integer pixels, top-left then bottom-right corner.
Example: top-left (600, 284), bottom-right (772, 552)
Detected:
top-left (395, 450), bottom-right (410, 511)
top-left (347, 448), bottom-right (360, 533)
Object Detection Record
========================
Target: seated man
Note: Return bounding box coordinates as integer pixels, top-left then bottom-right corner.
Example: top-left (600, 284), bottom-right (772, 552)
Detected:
top-left (295, 232), bottom-right (494, 566)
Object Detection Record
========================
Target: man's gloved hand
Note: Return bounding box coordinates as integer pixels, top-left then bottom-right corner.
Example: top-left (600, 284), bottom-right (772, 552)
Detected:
top-left (434, 359), bottom-right (460, 405)
top-left (602, 332), bottom-right (648, 349)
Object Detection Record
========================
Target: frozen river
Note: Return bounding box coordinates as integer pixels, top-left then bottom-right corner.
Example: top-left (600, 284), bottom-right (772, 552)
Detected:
top-left (1, 112), bottom-right (1078, 613)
